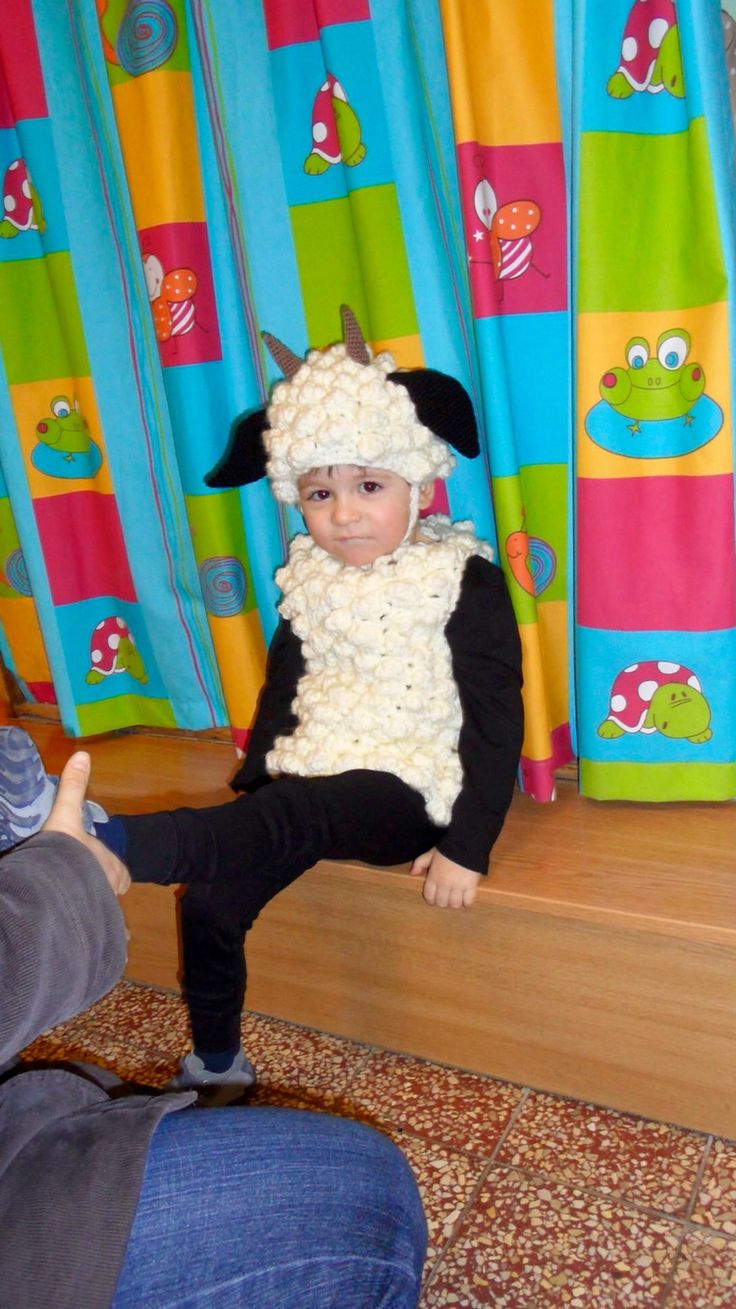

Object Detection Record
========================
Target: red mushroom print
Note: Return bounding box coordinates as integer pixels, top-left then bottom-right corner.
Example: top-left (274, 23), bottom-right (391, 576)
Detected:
top-left (85, 616), bottom-right (148, 685)
top-left (607, 0), bottom-right (684, 99)
top-left (304, 73), bottom-right (366, 175)
top-left (0, 159), bottom-right (46, 239)
top-left (598, 660), bottom-right (712, 743)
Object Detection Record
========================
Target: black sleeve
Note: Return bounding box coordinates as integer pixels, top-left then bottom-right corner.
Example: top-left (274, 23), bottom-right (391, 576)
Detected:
top-left (0, 831), bottom-right (127, 1061)
top-left (231, 617), bottom-right (305, 793)
top-left (436, 556), bottom-right (524, 874)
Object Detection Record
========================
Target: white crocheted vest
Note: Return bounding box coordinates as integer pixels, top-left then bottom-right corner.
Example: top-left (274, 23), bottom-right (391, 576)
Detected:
top-left (267, 516), bottom-right (493, 825)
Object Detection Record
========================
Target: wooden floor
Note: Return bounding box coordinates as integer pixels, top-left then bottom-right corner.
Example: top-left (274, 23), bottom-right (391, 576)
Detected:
top-left (12, 717), bottom-right (736, 1139)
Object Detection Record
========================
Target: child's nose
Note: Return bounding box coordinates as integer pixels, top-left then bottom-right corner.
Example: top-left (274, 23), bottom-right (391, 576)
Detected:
top-left (332, 496), bottom-right (360, 523)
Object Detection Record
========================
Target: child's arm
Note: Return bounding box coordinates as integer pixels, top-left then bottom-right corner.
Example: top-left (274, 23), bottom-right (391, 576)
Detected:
top-left (410, 847), bottom-right (481, 907)
top-left (231, 618), bottom-right (305, 793)
top-left (433, 556), bottom-right (524, 888)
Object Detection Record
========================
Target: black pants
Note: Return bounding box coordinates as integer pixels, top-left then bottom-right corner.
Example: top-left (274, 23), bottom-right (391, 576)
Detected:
top-left (121, 771), bottom-right (440, 1051)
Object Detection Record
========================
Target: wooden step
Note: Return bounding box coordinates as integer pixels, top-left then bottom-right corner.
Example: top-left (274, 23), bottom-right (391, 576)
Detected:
top-left (12, 720), bottom-right (736, 1138)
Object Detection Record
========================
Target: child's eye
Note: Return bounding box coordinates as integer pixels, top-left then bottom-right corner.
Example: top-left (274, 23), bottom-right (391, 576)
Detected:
top-left (306, 488), bottom-right (331, 501)
top-left (360, 480), bottom-right (382, 494)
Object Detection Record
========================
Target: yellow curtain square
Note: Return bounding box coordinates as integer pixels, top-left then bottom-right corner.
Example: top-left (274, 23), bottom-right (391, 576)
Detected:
top-left (112, 72), bottom-right (205, 228)
top-left (577, 303), bottom-right (732, 479)
top-left (518, 601), bottom-right (568, 761)
top-left (371, 333), bottom-right (424, 366)
top-left (9, 377), bottom-right (115, 499)
top-left (208, 608), bottom-right (266, 732)
top-left (440, 0), bottom-right (561, 146)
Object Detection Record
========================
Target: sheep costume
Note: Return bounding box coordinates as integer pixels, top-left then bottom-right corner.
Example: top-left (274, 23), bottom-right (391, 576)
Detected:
top-left (207, 307), bottom-right (519, 840)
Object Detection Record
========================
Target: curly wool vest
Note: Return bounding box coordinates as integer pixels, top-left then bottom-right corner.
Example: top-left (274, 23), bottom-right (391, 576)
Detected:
top-left (267, 516), bottom-right (493, 825)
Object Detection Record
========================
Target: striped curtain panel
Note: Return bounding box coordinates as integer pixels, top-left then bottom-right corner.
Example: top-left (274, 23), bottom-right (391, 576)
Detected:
top-left (0, 0), bottom-right (734, 806)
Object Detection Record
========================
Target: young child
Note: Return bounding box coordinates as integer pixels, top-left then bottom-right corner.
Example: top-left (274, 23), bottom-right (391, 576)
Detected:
top-left (0, 307), bottom-right (523, 1102)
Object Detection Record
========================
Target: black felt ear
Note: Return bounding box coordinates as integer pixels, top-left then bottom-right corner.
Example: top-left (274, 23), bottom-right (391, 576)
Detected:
top-left (388, 369), bottom-right (480, 459)
top-left (204, 408), bottom-right (269, 487)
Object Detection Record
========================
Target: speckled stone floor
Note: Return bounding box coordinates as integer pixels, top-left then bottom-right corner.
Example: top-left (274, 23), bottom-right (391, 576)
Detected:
top-left (22, 981), bottom-right (736, 1308)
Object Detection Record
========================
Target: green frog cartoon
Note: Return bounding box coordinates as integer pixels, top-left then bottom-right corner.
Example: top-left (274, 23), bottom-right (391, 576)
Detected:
top-left (35, 396), bottom-right (91, 458)
top-left (599, 330), bottom-right (705, 422)
top-left (31, 396), bottom-right (103, 480)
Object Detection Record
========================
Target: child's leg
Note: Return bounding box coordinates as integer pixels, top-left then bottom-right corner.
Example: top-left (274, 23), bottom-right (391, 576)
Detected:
top-left (119, 771), bottom-right (439, 1070)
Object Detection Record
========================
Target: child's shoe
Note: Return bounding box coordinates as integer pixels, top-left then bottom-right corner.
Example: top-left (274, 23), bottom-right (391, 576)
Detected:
top-left (167, 1048), bottom-right (257, 1107)
top-left (0, 726), bottom-right (107, 852)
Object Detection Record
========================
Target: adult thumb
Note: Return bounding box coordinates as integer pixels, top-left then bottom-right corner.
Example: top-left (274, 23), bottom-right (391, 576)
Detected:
top-left (49, 751), bottom-right (91, 829)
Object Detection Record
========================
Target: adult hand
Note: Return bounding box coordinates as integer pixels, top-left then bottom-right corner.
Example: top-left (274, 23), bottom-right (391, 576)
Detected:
top-left (43, 751), bottom-right (131, 897)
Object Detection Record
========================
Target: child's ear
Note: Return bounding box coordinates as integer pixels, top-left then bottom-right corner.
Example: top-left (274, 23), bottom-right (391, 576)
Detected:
top-left (418, 482), bottom-right (435, 511)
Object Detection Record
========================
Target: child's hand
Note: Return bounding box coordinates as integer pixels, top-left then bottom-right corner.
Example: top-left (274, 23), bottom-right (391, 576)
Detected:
top-left (410, 848), bottom-right (481, 908)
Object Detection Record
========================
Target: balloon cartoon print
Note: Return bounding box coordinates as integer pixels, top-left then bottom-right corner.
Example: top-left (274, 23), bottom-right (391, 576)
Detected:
top-left (86, 616), bottom-right (148, 685)
top-left (0, 160), bottom-right (45, 239)
top-left (607, 0), bottom-right (685, 99)
top-left (598, 661), bottom-right (712, 743)
top-left (97, 0), bottom-right (178, 76)
top-left (585, 330), bottom-right (723, 458)
top-left (144, 253), bottom-right (202, 347)
top-left (31, 396), bottom-right (103, 480)
top-left (469, 179), bottom-right (546, 297)
top-left (304, 74), bottom-right (366, 175)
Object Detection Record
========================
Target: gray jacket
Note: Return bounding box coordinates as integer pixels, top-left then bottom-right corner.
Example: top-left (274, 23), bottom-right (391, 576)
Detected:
top-left (0, 831), bottom-right (192, 1309)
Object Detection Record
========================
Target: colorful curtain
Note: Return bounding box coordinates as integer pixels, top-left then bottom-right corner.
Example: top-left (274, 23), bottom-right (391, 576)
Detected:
top-left (0, 0), bottom-right (733, 805)
top-left (575, 0), bottom-right (736, 800)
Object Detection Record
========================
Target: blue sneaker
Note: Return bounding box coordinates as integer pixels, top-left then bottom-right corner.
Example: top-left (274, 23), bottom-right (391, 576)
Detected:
top-left (0, 727), bottom-right (108, 852)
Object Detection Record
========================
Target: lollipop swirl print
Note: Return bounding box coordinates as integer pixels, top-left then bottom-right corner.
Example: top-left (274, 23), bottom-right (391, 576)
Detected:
top-left (97, 0), bottom-right (178, 76)
top-left (199, 556), bottom-right (247, 617)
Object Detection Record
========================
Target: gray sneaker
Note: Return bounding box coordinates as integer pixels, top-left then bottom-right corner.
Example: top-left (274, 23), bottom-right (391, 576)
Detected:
top-left (0, 727), bottom-right (108, 852)
top-left (167, 1049), bottom-right (257, 1106)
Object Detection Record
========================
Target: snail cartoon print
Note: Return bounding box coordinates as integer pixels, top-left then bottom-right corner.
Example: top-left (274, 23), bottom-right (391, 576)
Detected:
top-left (585, 329), bottom-right (723, 459)
top-left (504, 513), bottom-right (556, 598)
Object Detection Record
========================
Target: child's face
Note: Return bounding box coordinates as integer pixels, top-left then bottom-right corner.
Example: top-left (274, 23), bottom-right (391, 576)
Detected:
top-left (297, 465), bottom-right (434, 566)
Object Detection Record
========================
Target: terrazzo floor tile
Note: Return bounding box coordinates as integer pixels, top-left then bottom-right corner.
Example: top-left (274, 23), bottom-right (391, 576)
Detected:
top-left (20, 982), bottom-right (188, 1086)
top-left (664, 1228), bottom-right (736, 1308)
top-left (691, 1139), bottom-right (736, 1236)
top-left (347, 1049), bottom-right (524, 1155)
top-left (497, 1091), bottom-right (707, 1216)
top-left (421, 1168), bottom-right (682, 1309)
top-left (18, 979), bottom-right (736, 1308)
top-left (384, 1129), bottom-right (488, 1277)
top-left (240, 1010), bottom-right (372, 1100)
top-left (24, 980), bottom-right (189, 1058)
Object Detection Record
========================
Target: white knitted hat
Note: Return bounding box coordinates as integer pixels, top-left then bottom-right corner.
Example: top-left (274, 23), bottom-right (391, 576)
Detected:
top-left (265, 338), bottom-right (455, 504)
top-left (206, 307), bottom-right (480, 497)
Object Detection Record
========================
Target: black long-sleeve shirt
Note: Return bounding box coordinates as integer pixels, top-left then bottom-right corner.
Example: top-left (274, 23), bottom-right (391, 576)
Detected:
top-left (233, 556), bottom-right (523, 873)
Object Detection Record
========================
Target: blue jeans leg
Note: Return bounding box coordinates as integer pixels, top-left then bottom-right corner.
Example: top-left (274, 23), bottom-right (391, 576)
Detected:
top-left (112, 1108), bottom-right (427, 1309)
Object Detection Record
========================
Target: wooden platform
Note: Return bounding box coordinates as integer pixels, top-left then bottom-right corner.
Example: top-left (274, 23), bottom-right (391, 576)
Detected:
top-left (15, 720), bottom-right (736, 1138)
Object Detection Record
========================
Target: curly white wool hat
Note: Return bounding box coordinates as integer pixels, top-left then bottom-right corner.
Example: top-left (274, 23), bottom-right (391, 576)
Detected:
top-left (205, 306), bottom-right (481, 498)
top-left (265, 340), bottom-right (455, 504)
